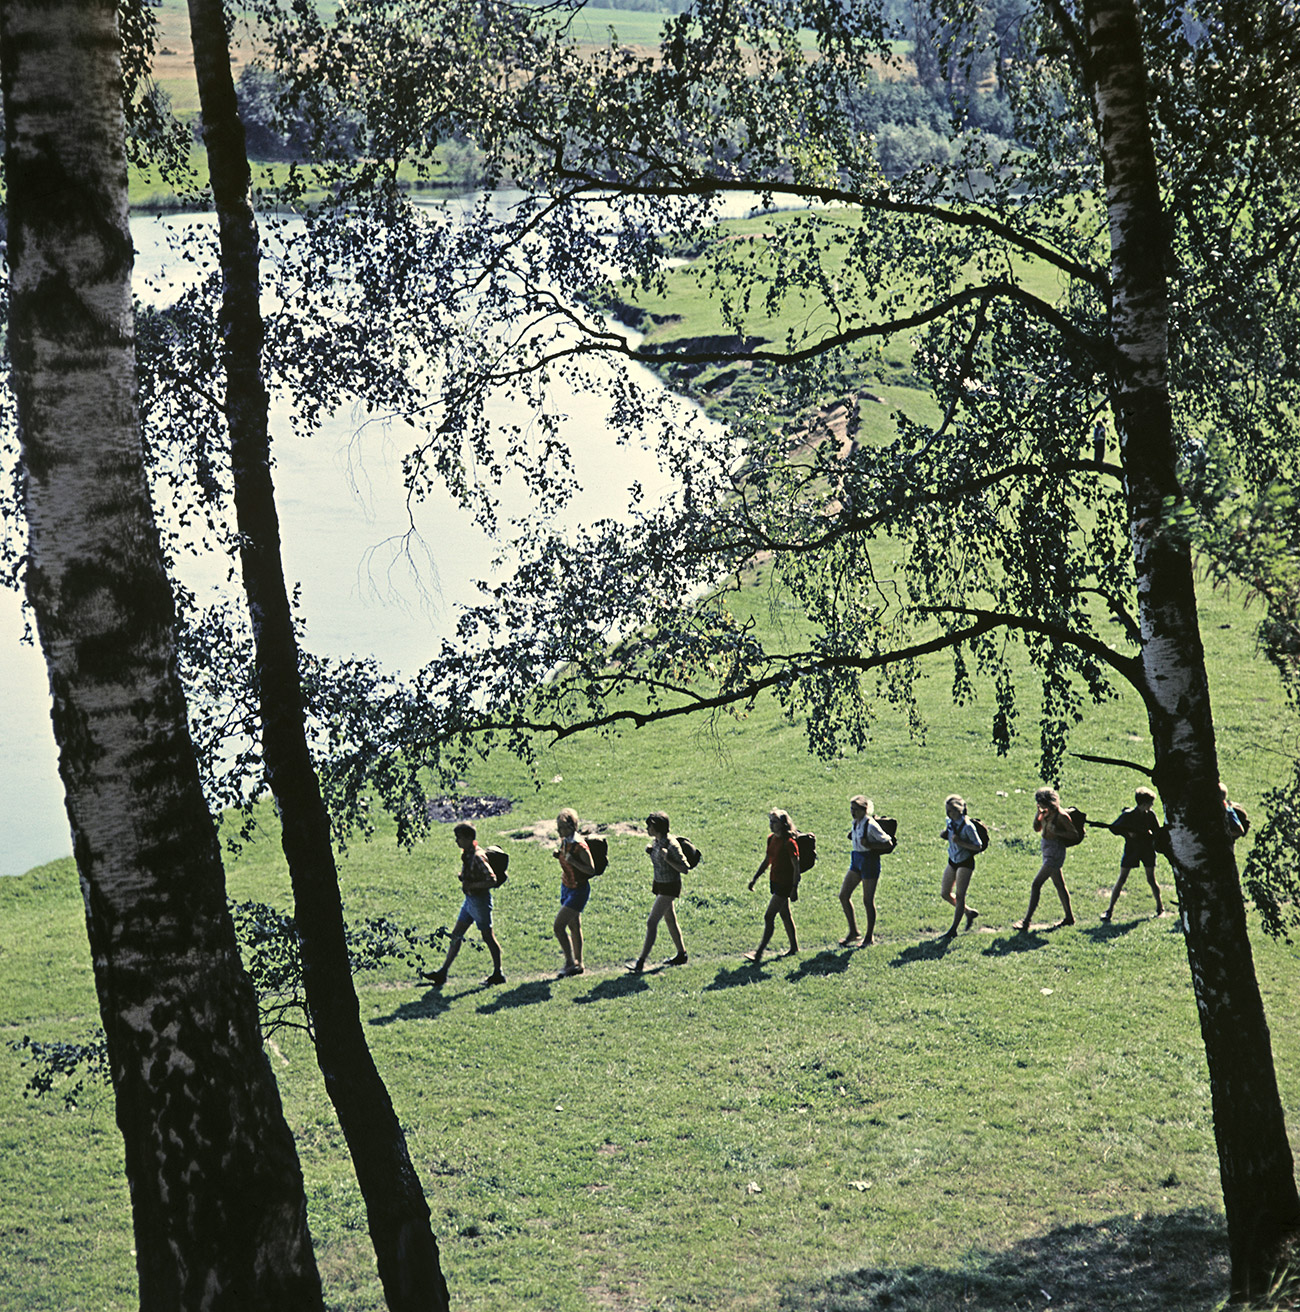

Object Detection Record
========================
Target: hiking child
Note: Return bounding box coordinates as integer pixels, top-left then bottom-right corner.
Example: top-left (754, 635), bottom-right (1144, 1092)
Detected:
top-left (553, 807), bottom-right (596, 977)
top-left (1015, 787), bottom-right (1077, 930)
top-left (423, 822), bottom-right (505, 987)
top-left (745, 809), bottom-right (800, 963)
top-left (627, 811), bottom-right (690, 974)
top-left (1101, 786), bottom-right (1164, 921)
top-left (1221, 782), bottom-right (1247, 841)
top-left (840, 795), bottom-right (891, 945)
top-left (938, 793), bottom-right (981, 938)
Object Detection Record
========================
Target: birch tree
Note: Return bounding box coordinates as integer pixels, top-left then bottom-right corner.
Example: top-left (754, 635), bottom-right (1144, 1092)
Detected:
top-left (0, 0), bottom-right (323, 1306)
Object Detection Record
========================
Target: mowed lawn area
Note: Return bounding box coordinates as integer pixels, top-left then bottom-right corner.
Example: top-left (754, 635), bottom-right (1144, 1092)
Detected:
top-left (1, 558), bottom-right (1296, 1312)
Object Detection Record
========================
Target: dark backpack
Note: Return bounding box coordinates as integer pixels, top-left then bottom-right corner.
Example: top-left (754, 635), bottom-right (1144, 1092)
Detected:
top-left (1061, 807), bottom-right (1087, 847)
top-left (586, 835), bottom-right (610, 876)
top-left (969, 818), bottom-right (991, 853)
top-left (677, 836), bottom-right (703, 868)
top-left (793, 831), bottom-right (817, 871)
top-left (1231, 804), bottom-right (1250, 836)
top-left (874, 817), bottom-right (899, 853)
top-left (482, 846), bottom-right (509, 886)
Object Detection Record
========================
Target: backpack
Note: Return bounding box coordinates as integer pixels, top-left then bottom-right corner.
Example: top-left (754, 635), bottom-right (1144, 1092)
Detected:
top-left (1231, 804), bottom-right (1250, 835)
top-left (969, 818), bottom-right (991, 853)
top-left (873, 816), bottom-right (899, 853)
top-left (1061, 807), bottom-right (1087, 847)
top-left (677, 836), bottom-right (703, 869)
top-left (482, 846), bottom-right (509, 887)
top-left (793, 831), bottom-right (817, 872)
top-left (586, 834), bottom-right (610, 876)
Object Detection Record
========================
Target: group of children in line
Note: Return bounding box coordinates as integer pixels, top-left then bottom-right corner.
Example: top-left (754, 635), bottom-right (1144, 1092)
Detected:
top-left (420, 783), bottom-right (1248, 987)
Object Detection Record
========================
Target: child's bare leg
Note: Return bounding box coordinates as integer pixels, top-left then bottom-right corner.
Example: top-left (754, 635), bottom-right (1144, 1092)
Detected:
top-left (1103, 867), bottom-right (1130, 920)
top-left (663, 901), bottom-right (686, 957)
top-left (747, 899), bottom-right (780, 961)
top-left (553, 907), bottom-right (577, 970)
top-left (861, 876), bottom-right (879, 943)
top-left (638, 896), bottom-right (669, 963)
top-left (778, 901), bottom-right (798, 953)
top-left (1144, 863), bottom-right (1164, 914)
top-left (1050, 869), bottom-right (1075, 925)
top-left (839, 871), bottom-right (860, 942)
top-left (481, 927), bottom-right (503, 977)
top-left (1016, 866), bottom-right (1051, 929)
top-left (944, 866), bottom-right (973, 935)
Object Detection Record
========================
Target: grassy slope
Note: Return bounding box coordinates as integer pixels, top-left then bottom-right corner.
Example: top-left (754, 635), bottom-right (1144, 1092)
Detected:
top-left (2, 562), bottom-right (1295, 1311)
top-left (8, 63), bottom-right (1298, 1307)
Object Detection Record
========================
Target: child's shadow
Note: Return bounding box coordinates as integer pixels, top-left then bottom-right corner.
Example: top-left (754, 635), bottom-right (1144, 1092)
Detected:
top-left (788, 949), bottom-right (852, 981)
top-left (477, 979), bottom-right (553, 1014)
top-left (574, 974), bottom-right (649, 1004)
top-left (370, 988), bottom-right (454, 1025)
top-left (1080, 917), bottom-right (1143, 944)
top-left (888, 935), bottom-right (957, 968)
top-left (704, 961), bottom-right (769, 992)
top-left (982, 931), bottom-right (1050, 958)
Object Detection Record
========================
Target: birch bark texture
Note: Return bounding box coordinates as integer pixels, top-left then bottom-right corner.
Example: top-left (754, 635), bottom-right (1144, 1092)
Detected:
top-left (185, 0), bottom-right (452, 1305)
top-left (1085, 0), bottom-right (1300, 1296)
top-left (0, 1), bottom-right (324, 1306)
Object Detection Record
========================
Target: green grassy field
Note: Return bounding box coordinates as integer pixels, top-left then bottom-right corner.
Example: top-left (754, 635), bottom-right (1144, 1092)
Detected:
top-left (1, 557), bottom-right (1296, 1311)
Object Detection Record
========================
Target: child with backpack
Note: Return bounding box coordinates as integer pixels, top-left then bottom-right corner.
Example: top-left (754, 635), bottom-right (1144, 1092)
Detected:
top-left (627, 811), bottom-right (690, 973)
top-left (840, 795), bottom-right (892, 946)
top-left (422, 821), bottom-right (505, 987)
top-left (1015, 787), bottom-right (1077, 930)
top-left (1101, 786), bottom-right (1164, 921)
top-left (938, 794), bottom-right (982, 938)
top-left (553, 807), bottom-right (596, 977)
top-left (745, 809), bottom-right (801, 964)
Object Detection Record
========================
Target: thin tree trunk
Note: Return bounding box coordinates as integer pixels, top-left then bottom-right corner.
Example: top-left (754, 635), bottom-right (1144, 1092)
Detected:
top-left (185, 3), bottom-right (451, 1307)
top-left (1087, 0), bottom-right (1300, 1296)
top-left (0, 2), bottom-right (323, 1307)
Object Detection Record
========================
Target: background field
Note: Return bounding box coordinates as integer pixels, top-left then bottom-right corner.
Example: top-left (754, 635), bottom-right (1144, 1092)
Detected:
top-left (2, 561), bottom-right (1296, 1312)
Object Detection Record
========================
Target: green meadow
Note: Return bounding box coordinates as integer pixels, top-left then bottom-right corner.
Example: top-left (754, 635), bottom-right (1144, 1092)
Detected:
top-left (6, 47), bottom-right (1298, 1307)
top-left (1, 556), bottom-right (1296, 1310)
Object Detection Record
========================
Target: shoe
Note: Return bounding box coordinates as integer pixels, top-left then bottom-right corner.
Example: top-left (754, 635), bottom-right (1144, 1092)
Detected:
top-left (1057, 916), bottom-right (1076, 928)
top-left (559, 963), bottom-right (585, 977)
top-left (838, 934), bottom-right (860, 947)
top-left (663, 952), bottom-right (688, 967)
top-left (1012, 920), bottom-right (1029, 931)
top-left (626, 958), bottom-right (646, 974)
top-left (421, 968), bottom-right (447, 987)
top-left (1099, 911), bottom-right (1112, 923)
top-left (482, 971), bottom-right (506, 985)
top-left (964, 909), bottom-right (978, 931)
top-left (743, 950), bottom-right (762, 963)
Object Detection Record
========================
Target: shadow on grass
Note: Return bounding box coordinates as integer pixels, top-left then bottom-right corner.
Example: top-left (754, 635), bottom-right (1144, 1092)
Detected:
top-left (789, 949), bottom-right (852, 980)
top-left (574, 974), bottom-right (650, 1004)
top-left (887, 935), bottom-right (957, 968)
top-left (704, 961), bottom-right (769, 991)
top-left (370, 988), bottom-right (454, 1025)
top-left (476, 979), bottom-right (553, 1014)
top-left (777, 1207), bottom-right (1228, 1312)
top-left (981, 931), bottom-right (1051, 958)
top-left (1080, 917), bottom-right (1144, 944)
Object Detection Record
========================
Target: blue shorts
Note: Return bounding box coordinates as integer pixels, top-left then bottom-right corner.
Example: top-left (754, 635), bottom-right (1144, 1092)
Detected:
top-left (849, 851), bottom-right (881, 880)
top-left (455, 891), bottom-right (493, 934)
top-left (560, 882), bottom-right (591, 912)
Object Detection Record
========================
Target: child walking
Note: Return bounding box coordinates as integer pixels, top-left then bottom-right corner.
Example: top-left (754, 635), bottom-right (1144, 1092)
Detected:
top-left (1015, 787), bottom-right (1077, 930)
top-left (552, 807), bottom-right (596, 976)
top-left (840, 795), bottom-right (891, 945)
top-left (1101, 786), bottom-right (1164, 920)
top-left (938, 794), bottom-right (981, 938)
top-left (422, 822), bottom-right (505, 987)
top-left (745, 809), bottom-right (800, 963)
top-left (627, 811), bottom-right (690, 973)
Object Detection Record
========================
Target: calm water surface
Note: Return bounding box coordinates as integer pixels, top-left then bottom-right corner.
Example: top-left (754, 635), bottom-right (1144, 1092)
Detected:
top-left (0, 207), bottom-right (726, 875)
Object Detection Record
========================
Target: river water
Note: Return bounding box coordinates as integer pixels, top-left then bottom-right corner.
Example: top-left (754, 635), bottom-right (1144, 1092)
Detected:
top-left (0, 204), bottom-right (733, 876)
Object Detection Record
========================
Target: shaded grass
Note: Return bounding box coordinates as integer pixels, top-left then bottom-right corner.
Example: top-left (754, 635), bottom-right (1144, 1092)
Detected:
top-left (3, 557), bottom-right (1297, 1310)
